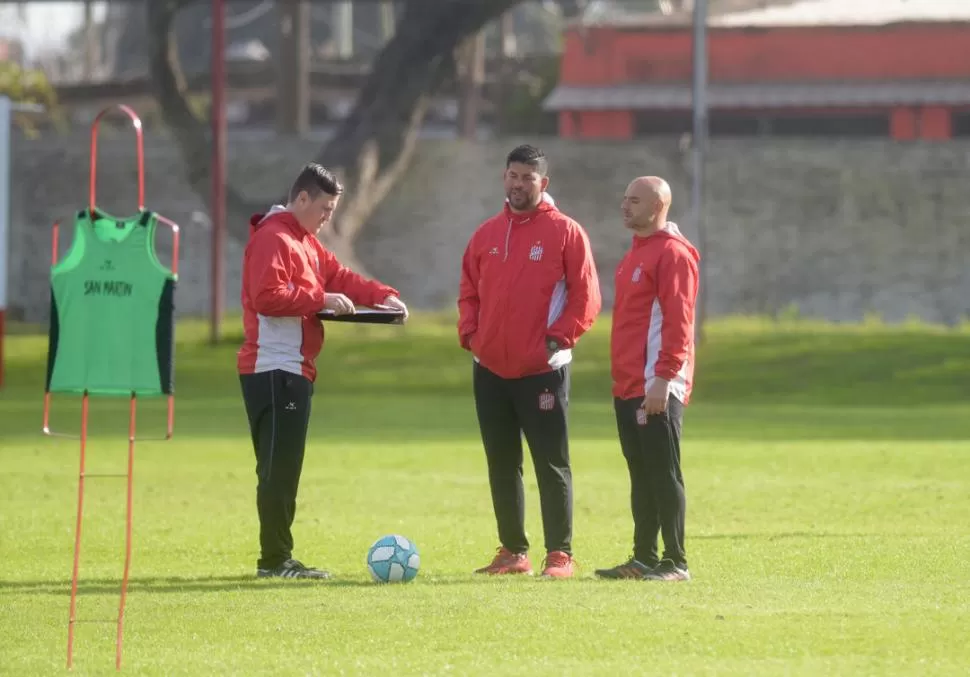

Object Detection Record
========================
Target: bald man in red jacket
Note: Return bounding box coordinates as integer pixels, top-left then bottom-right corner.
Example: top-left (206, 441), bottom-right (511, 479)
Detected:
top-left (596, 176), bottom-right (700, 582)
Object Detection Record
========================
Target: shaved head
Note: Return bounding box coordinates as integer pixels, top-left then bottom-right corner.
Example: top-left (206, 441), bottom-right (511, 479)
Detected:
top-left (622, 176), bottom-right (672, 234)
top-left (630, 176), bottom-right (671, 206)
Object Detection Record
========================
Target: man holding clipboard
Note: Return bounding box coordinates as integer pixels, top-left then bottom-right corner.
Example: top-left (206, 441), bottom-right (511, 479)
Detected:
top-left (237, 163), bottom-right (407, 580)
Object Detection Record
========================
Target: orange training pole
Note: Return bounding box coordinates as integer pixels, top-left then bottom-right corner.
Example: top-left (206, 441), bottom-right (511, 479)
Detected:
top-left (66, 392), bottom-right (89, 670)
top-left (116, 393), bottom-right (137, 669)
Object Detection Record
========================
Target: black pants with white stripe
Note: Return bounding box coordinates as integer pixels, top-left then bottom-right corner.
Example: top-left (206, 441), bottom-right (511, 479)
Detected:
top-left (614, 394), bottom-right (687, 568)
top-left (473, 361), bottom-right (573, 555)
top-left (240, 369), bottom-right (314, 570)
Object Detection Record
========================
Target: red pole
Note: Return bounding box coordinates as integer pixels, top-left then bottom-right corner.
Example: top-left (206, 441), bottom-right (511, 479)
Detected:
top-left (116, 393), bottom-right (137, 670)
top-left (210, 0), bottom-right (227, 344)
top-left (66, 392), bottom-right (89, 670)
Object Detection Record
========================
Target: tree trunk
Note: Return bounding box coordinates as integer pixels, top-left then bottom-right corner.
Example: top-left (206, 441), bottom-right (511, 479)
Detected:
top-left (379, 2), bottom-right (396, 43)
top-left (312, 0), bottom-right (521, 269)
top-left (146, 0), bottom-right (259, 236)
top-left (83, 0), bottom-right (97, 80)
top-left (276, 0), bottom-right (311, 135)
top-left (148, 0), bottom-right (524, 268)
top-left (457, 29), bottom-right (486, 140)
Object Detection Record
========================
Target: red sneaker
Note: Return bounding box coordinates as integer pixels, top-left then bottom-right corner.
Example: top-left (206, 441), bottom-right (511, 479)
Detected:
top-left (541, 550), bottom-right (575, 578)
top-left (474, 547), bottom-right (534, 575)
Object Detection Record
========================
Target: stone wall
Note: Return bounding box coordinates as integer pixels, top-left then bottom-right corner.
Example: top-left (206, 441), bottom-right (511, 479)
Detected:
top-left (7, 130), bottom-right (970, 324)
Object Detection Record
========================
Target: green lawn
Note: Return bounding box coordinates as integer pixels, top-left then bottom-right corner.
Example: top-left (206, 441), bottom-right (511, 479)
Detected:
top-left (1, 313), bottom-right (968, 676)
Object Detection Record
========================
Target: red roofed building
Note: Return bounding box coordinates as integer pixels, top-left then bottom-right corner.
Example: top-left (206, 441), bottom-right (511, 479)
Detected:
top-left (543, 0), bottom-right (970, 140)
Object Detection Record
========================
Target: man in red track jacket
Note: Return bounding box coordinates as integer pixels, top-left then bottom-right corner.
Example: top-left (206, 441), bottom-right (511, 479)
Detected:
top-left (595, 176), bottom-right (700, 583)
top-left (458, 145), bottom-right (602, 578)
top-left (237, 163), bottom-right (407, 580)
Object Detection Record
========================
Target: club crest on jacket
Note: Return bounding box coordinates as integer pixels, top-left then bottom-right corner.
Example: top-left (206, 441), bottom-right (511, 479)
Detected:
top-left (529, 242), bottom-right (544, 262)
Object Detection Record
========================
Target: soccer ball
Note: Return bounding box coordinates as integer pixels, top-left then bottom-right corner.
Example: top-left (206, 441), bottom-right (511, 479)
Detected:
top-left (366, 534), bottom-right (420, 583)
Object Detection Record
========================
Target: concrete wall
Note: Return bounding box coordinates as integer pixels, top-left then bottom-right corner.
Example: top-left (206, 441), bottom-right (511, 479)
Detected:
top-left (7, 130), bottom-right (970, 325)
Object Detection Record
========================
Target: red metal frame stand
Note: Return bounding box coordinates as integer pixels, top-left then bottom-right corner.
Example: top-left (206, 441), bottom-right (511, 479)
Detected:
top-left (44, 104), bottom-right (180, 671)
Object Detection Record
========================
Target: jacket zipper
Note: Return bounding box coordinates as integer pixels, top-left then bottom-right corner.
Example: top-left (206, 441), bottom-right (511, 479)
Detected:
top-left (502, 216), bottom-right (513, 367)
top-left (502, 216), bottom-right (513, 262)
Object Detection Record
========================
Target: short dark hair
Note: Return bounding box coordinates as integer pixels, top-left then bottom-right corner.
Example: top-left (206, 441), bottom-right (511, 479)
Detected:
top-left (288, 162), bottom-right (344, 202)
top-left (506, 144), bottom-right (548, 177)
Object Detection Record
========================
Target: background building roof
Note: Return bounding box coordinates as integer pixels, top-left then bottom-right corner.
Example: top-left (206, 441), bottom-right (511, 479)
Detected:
top-left (570, 0), bottom-right (970, 28)
top-left (543, 80), bottom-right (970, 111)
top-left (711, 0), bottom-right (970, 27)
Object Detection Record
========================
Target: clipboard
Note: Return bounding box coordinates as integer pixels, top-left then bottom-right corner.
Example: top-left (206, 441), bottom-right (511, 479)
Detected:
top-left (316, 305), bottom-right (407, 325)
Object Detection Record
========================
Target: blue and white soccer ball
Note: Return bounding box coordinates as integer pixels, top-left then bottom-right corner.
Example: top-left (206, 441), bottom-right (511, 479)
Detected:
top-left (366, 534), bottom-right (420, 583)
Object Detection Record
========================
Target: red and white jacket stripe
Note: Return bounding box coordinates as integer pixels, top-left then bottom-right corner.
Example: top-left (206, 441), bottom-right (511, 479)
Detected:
top-left (610, 222), bottom-right (701, 403)
top-left (237, 207), bottom-right (398, 382)
top-left (458, 193), bottom-right (602, 379)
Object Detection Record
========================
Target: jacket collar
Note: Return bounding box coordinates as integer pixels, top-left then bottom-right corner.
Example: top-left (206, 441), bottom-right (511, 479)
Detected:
top-left (632, 221), bottom-right (701, 262)
top-left (248, 205), bottom-right (308, 239)
top-left (503, 191), bottom-right (557, 223)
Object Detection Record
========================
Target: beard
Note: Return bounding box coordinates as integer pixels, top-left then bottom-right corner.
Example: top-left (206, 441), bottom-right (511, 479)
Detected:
top-left (507, 189), bottom-right (536, 210)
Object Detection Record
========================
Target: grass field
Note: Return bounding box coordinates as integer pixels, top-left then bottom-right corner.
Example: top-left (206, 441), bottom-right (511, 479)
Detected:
top-left (1, 313), bottom-right (969, 676)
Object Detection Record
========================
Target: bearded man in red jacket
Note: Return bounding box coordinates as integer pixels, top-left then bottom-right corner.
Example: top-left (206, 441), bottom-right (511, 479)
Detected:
top-left (458, 145), bottom-right (602, 578)
top-left (237, 163), bottom-right (408, 580)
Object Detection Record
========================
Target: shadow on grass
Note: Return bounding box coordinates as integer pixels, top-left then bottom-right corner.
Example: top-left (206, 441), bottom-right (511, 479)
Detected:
top-left (0, 573), bottom-right (493, 596)
top-left (691, 531), bottom-right (870, 541)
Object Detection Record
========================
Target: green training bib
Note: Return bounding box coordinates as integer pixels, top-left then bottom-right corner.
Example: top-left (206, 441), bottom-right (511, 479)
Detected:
top-left (45, 208), bottom-right (177, 397)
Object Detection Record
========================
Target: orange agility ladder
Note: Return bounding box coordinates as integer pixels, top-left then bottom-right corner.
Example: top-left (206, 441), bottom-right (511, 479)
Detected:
top-left (42, 104), bottom-right (181, 670)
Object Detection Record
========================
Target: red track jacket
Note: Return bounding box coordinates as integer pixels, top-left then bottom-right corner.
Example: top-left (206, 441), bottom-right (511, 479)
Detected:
top-left (458, 194), bottom-right (602, 379)
top-left (611, 222), bottom-right (700, 403)
top-left (237, 207), bottom-right (398, 382)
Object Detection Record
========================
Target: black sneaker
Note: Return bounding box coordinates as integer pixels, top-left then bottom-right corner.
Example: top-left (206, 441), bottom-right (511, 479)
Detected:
top-left (594, 557), bottom-right (655, 580)
top-left (644, 558), bottom-right (690, 581)
top-left (257, 558), bottom-right (332, 580)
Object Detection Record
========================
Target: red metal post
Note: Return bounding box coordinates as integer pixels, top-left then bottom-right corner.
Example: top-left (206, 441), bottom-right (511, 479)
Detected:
top-left (90, 104), bottom-right (144, 212)
top-left (210, 0), bottom-right (227, 344)
top-left (42, 221), bottom-right (59, 435)
top-left (156, 213), bottom-right (181, 440)
top-left (66, 392), bottom-right (90, 670)
top-left (116, 393), bottom-right (137, 670)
